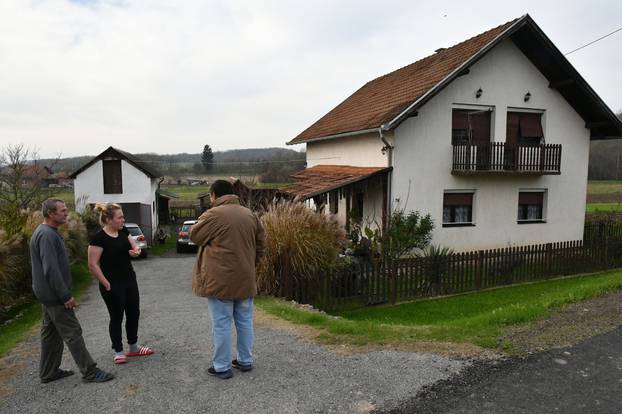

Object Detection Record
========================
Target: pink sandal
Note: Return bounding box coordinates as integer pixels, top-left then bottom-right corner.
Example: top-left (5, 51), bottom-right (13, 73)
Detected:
top-left (113, 354), bottom-right (128, 364)
top-left (126, 346), bottom-right (154, 357)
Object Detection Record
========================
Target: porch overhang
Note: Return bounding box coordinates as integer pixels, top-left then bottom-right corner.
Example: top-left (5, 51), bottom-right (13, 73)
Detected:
top-left (281, 165), bottom-right (392, 200)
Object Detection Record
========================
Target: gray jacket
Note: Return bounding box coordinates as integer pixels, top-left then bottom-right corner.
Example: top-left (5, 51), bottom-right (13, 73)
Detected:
top-left (30, 224), bottom-right (72, 305)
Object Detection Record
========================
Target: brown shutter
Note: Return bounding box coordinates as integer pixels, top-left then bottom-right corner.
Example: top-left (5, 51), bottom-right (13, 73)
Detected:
top-left (506, 112), bottom-right (520, 146)
top-left (452, 110), bottom-right (469, 130)
top-left (469, 111), bottom-right (491, 145)
top-left (103, 160), bottom-right (123, 194)
top-left (519, 113), bottom-right (543, 138)
top-left (444, 193), bottom-right (473, 206)
top-left (518, 191), bottom-right (543, 205)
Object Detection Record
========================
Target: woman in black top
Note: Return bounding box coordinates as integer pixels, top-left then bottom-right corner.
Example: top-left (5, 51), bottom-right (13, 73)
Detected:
top-left (88, 203), bottom-right (154, 364)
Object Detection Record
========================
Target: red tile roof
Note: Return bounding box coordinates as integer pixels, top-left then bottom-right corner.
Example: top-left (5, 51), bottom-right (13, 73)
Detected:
top-left (289, 18), bottom-right (520, 144)
top-left (282, 165), bottom-right (390, 199)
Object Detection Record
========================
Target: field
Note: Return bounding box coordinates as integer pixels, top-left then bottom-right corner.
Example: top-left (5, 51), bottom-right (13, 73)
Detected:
top-left (43, 181), bottom-right (289, 208)
top-left (586, 180), bottom-right (622, 213)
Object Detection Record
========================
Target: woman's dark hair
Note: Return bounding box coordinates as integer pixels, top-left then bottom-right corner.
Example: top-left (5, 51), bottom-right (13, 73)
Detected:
top-left (210, 180), bottom-right (235, 198)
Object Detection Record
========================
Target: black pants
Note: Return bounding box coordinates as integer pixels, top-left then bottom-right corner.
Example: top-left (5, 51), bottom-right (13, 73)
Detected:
top-left (99, 278), bottom-right (140, 352)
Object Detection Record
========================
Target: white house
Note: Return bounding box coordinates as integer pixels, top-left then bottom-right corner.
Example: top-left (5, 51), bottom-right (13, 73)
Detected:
top-left (285, 15), bottom-right (622, 251)
top-left (70, 147), bottom-right (171, 244)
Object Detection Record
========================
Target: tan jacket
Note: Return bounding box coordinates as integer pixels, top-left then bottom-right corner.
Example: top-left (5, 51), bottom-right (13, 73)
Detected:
top-left (190, 194), bottom-right (265, 299)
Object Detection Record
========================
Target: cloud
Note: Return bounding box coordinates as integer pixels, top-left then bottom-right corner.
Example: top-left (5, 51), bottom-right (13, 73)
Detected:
top-left (0, 1), bottom-right (620, 158)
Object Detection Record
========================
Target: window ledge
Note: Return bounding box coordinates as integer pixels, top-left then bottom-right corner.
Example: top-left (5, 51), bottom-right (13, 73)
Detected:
top-left (443, 222), bottom-right (476, 228)
top-left (517, 220), bottom-right (547, 224)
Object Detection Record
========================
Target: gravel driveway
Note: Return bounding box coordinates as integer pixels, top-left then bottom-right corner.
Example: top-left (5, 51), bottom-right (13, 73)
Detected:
top-left (0, 255), bottom-right (467, 413)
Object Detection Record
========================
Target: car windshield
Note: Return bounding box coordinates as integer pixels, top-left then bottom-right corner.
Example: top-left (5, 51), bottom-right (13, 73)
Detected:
top-left (181, 224), bottom-right (192, 232)
top-left (126, 227), bottom-right (142, 236)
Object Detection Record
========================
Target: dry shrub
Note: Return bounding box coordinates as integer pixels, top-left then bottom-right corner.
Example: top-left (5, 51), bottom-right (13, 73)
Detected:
top-left (0, 231), bottom-right (30, 307)
top-left (0, 210), bottom-right (89, 308)
top-left (257, 201), bottom-right (345, 295)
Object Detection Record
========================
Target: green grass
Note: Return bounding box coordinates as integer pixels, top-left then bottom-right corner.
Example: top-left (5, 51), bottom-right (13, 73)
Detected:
top-left (586, 203), bottom-right (622, 213)
top-left (149, 232), bottom-right (177, 256)
top-left (161, 185), bottom-right (208, 202)
top-left (0, 262), bottom-right (92, 357)
top-left (256, 269), bottom-right (622, 350)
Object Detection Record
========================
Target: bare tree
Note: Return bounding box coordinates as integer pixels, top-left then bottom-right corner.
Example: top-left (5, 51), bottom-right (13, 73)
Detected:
top-left (0, 144), bottom-right (55, 236)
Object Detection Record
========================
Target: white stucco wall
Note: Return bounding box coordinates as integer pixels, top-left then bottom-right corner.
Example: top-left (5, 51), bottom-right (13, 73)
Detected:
top-left (306, 133), bottom-right (390, 168)
top-left (74, 160), bottom-right (159, 237)
top-left (391, 39), bottom-right (590, 251)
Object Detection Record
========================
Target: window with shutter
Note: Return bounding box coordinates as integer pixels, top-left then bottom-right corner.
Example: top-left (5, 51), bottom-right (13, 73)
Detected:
top-left (103, 160), bottom-right (122, 194)
top-left (517, 191), bottom-right (545, 222)
top-left (452, 109), bottom-right (491, 145)
top-left (443, 192), bottom-right (474, 226)
top-left (507, 112), bottom-right (544, 145)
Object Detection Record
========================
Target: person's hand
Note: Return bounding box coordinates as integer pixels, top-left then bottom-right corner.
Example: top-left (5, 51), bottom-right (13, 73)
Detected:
top-left (64, 297), bottom-right (77, 310)
top-left (129, 247), bottom-right (141, 258)
top-left (102, 279), bottom-right (111, 291)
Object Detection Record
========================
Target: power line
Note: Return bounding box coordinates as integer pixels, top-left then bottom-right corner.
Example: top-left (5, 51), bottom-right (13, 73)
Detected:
top-left (565, 26), bottom-right (622, 56)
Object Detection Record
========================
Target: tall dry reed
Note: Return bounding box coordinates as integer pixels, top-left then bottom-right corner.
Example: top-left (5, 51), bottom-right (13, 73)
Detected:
top-left (257, 202), bottom-right (345, 295)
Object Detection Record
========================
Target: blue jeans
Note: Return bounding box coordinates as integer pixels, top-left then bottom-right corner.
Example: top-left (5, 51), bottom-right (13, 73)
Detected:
top-left (207, 297), bottom-right (254, 372)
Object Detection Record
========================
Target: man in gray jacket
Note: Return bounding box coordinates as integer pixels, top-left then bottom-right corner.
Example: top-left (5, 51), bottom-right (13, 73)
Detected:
top-left (30, 198), bottom-right (114, 383)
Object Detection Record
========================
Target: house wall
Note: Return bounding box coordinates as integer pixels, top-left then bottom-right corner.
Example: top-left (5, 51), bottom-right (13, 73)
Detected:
top-left (323, 176), bottom-right (385, 232)
top-left (74, 159), bottom-right (158, 242)
top-left (306, 133), bottom-right (390, 168)
top-left (391, 39), bottom-right (590, 251)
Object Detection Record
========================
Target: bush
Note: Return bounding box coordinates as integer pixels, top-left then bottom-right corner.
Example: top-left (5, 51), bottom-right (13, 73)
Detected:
top-left (0, 231), bottom-right (30, 308)
top-left (257, 201), bottom-right (346, 295)
top-left (0, 210), bottom-right (89, 309)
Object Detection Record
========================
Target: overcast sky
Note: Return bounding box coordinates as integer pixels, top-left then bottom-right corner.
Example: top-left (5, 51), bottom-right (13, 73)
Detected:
top-left (0, 0), bottom-right (620, 158)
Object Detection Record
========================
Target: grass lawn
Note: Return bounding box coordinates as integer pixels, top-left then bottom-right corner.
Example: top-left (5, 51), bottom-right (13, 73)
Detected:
top-left (256, 269), bottom-right (622, 351)
top-left (0, 262), bottom-right (92, 358)
top-left (149, 231), bottom-right (177, 256)
top-left (586, 203), bottom-right (622, 213)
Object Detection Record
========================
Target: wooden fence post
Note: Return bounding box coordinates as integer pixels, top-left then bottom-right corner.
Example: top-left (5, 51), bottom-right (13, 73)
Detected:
top-left (476, 250), bottom-right (484, 290)
top-left (545, 243), bottom-right (552, 277)
top-left (390, 259), bottom-right (398, 305)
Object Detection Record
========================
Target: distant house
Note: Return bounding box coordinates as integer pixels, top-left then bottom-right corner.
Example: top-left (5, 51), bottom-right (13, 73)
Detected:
top-left (285, 14), bottom-right (622, 251)
top-left (69, 147), bottom-right (173, 243)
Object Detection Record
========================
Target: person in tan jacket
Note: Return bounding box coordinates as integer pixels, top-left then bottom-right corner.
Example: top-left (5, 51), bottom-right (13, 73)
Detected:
top-left (190, 180), bottom-right (265, 379)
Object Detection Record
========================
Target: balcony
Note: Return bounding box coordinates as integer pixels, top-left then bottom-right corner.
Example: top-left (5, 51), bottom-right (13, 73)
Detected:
top-left (452, 143), bottom-right (562, 175)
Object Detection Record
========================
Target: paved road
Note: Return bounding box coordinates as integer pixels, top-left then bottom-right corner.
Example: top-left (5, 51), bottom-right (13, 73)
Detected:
top-left (382, 326), bottom-right (622, 413)
top-left (0, 255), bottom-right (466, 414)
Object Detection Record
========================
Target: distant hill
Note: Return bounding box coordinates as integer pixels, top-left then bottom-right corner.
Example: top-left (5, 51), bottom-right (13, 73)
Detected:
top-left (40, 147), bottom-right (306, 180)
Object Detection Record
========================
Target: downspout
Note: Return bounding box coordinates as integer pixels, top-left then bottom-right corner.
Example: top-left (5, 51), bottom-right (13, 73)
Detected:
top-left (379, 126), bottom-right (393, 232)
top-left (156, 177), bottom-right (165, 227)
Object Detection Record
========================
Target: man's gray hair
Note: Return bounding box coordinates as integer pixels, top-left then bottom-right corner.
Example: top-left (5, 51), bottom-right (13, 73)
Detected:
top-left (42, 198), bottom-right (65, 218)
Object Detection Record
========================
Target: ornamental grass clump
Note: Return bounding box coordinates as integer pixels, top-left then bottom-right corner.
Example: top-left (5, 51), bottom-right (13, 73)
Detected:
top-left (257, 201), bottom-right (345, 295)
top-left (0, 230), bottom-right (30, 308)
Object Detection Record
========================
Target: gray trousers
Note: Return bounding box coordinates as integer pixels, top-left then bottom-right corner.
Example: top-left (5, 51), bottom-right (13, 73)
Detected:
top-left (40, 304), bottom-right (97, 380)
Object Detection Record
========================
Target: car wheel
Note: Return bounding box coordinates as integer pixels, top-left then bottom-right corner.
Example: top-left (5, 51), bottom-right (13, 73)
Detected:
top-left (141, 250), bottom-right (148, 259)
top-left (176, 244), bottom-right (183, 254)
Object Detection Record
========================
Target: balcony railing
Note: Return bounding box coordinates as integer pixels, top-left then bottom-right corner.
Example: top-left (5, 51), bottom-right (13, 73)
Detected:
top-left (452, 143), bottom-right (562, 175)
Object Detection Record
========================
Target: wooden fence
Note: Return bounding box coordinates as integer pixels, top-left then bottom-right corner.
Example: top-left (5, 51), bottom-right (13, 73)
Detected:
top-left (279, 234), bottom-right (622, 311)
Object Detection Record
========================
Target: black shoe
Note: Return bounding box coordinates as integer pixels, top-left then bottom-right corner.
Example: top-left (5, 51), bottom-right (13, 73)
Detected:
top-left (41, 369), bottom-right (74, 384)
top-left (82, 368), bottom-right (115, 383)
top-left (232, 359), bottom-right (253, 372)
top-left (207, 367), bottom-right (233, 379)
